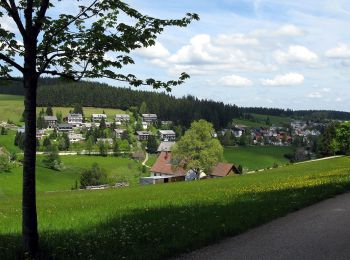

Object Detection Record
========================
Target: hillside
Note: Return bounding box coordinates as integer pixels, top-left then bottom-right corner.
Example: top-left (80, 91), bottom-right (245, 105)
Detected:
top-left (224, 146), bottom-right (294, 171)
top-left (1, 79), bottom-right (350, 130)
top-left (1, 157), bottom-right (350, 259)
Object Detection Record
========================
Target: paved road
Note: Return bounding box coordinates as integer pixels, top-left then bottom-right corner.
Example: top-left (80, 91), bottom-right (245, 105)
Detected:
top-left (178, 192), bottom-right (350, 260)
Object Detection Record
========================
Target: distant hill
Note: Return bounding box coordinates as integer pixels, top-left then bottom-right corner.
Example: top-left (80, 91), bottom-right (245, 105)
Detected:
top-left (1, 78), bottom-right (350, 129)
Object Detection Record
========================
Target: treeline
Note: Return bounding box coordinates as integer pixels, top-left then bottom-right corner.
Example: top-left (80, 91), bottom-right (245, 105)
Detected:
top-left (1, 78), bottom-right (350, 128)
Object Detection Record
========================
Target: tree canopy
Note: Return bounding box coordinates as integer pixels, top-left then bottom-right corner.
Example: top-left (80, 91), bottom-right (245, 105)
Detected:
top-left (172, 120), bottom-right (223, 173)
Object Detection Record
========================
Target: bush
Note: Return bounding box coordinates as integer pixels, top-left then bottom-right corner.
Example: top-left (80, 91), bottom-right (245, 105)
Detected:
top-left (42, 145), bottom-right (64, 171)
top-left (0, 155), bottom-right (11, 172)
top-left (237, 165), bottom-right (243, 174)
top-left (80, 163), bottom-right (108, 188)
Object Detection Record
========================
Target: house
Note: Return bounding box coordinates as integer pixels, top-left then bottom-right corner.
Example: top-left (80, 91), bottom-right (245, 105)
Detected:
top-left (158, 130), bottom-right (176, 141)
top-left (149, 151), bottom-right (186, 178)
top-left (114, 128), bottom-right (125, 139)
top-left (44, 116), bottom-right (57, 129)
top-left (96, 138), bottom-right (113, 146)
top-left (157, 141), bottom-right (175, 152)
top-left (142, 113), bottom-right (157, 123)
top-left (36, 129), bottom-right (45, 140)
top-left (161, 120), bottom-right (173, 126)
top-left (92, 114), bottom-right (107, 122)
top-left (115, 114), bottom-right (130, 123)
top-left (67, 113), bottom-right (83, 126)
top-left (209, 163), bottom-right (238, 177)
top-left (145, 151), bottom-right (239, 185)
top-left (68, 133), bottom-right (85, 143)
top-left (136, 131), bottom-right (151, 141)
top-left (57, 123), bottom-right (73, 132)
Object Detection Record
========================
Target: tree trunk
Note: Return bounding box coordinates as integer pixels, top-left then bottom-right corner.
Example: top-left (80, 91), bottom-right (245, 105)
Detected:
top-left (22, 73), bottom-right (39, 256)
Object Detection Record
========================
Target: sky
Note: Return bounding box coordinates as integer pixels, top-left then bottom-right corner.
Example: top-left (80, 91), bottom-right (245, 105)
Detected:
top-left (120, 0), bottom-right (350, 112)
top-left (1, 0), bottom-right (350, 111)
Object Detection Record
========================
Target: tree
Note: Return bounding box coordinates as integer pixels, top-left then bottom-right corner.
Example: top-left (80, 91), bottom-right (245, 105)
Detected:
top-left (139, 101), bottom-right (148, 114)
top-left (0, 127), bottom-right (8, 135)
top-left (45, 106), bottom-right (53, 116)
top-left (0, 1), bottom-right (198, 255)
top-left (85, 136), bottom-right (94, 155)
top-left (56, 111), bottom-right (62, 124)
top-left (42, 137), bottom-right (51, 149)
top-left (58, 133), bottom-right (70, 151)
top-left (147, 135), bottom-right (158, 154)
top-left (73, 103), bottom-right (84, 116)
top-left (98, 140), bottom-right (108, 157)
top-left (172, 120), bottom-right (223, 175)
top-left (80, 163), bottom-right (107, 188)
top-left (42, 145), bottom-right (62, 170)
top-left (335, 122), bottom-right (350, 154)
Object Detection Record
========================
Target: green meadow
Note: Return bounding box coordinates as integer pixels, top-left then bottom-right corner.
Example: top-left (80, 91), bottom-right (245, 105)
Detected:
top-left (0, 94), bottom-right (127, 124)
top-left (224, 146), bottom-right (294, 171)
top-left (0, 155), bottom-right (145, 197)
top-left (1, 157), bottom-right (350, 259)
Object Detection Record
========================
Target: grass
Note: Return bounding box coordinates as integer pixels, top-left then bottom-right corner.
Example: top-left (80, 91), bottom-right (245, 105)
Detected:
top-left (224, 146), bottom-right (295, 171)
top-left (0, 155), bottom-right (144, 197)
top-left (232, 114), bottom-right (292, 128)
top-left (0, 130), bottom-right (21, 154)
top-left (145, 153), bottom-right (157, 168)
top-left (0, 94), bottom-right (24, 124)
top-left (0, 94), bottom-right (127, 124)
top-left (1, 157), bottom-right (350, 259)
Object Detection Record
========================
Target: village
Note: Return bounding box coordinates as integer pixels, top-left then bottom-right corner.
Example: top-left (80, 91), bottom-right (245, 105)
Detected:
top-left (3, 106), bottom-right (327, 187)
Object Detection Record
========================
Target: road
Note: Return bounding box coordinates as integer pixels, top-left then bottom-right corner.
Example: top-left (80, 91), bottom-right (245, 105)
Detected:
top-left (177, 192), bottom-right (350, 260)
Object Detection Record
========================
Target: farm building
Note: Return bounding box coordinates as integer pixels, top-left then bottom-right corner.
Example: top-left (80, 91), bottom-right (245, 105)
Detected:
top-left (43, 116), bottom-right (57, 129)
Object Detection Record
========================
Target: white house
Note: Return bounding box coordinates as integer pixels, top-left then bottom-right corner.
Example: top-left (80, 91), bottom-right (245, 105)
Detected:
top-left (158, 130), bottom-right (176, 141)
top-left (92, 114), bottom-right (107, 122)
top-left (142, 114), bottom-right (157, 123)
top-left (67, 113), bottom-right (83, 126)
top-left (68, 133), bottom-right (85, 143)
top-left (115, 114), bottom-right (130, 123)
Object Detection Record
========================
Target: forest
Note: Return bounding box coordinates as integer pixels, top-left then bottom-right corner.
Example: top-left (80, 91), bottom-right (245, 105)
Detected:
top-left (1, 78), bottom-right (350, 129)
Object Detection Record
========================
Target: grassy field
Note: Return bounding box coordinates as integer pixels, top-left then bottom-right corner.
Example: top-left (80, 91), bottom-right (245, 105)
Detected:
top-left (0, 131), bottom-right (21, 154)
top-left (224, 146), bottom-right (294, 171)
top-left (0, 94), bottom-right (127, 124)
top-left (232, 113), bottom-right (292, 128)
top-left (0, 94), bottom-right (24, 124)
top-left (0, 155), bottom-right (144, 197)
top-left (1, 157), bottom-right (350, 259)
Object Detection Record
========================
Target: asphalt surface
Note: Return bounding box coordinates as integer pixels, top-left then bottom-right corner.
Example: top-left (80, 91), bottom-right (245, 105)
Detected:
top-left (177, 192), bottom-right (350, 260)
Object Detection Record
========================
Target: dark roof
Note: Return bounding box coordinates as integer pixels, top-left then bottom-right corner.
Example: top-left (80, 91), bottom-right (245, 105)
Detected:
top-left (150, 152), bottom-right (186, 176)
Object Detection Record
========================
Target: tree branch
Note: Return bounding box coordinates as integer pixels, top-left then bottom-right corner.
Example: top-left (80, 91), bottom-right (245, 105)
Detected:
top-left (33, 0), bottom-right (50, 34)
top-left (0, 53), bottom-right (24, 72)
top-left (1, 0), bottom-right (26, 37)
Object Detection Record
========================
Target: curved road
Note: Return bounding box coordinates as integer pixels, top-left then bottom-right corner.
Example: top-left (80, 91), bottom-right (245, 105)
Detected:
top-left (178, 192), bottom-right (350, 260)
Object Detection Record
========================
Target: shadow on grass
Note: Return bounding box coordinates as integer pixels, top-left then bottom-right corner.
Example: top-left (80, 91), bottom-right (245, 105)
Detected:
top-left (1, 181), bottom-right (350, 260)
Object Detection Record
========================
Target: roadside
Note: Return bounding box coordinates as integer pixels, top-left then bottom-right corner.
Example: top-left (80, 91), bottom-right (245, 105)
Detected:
top-left (177, 192), bottom-right (350, 260)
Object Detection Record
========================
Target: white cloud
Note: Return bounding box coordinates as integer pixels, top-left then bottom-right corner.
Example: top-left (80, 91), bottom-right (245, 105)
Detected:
top-left (135, 41), bottom-right (170, 59)
top-left (307, 91), bottom-right (323, 98)
top-left (215, 33), bottom-right (259, 46)
top-left (276, 24), bottom-right (304, 36)
top-left (325, 43), bottom-right (350, 59)
top-left (261, 73), bottom-right (304, 86)
top-left (274, 45), bottom-right (318, 64)
top-left (219, 75), bottom-right (253, 87)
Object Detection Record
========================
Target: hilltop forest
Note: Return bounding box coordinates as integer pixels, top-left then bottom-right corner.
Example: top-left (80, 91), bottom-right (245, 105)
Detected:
top-left (1, 78), bottom-right (350, 129)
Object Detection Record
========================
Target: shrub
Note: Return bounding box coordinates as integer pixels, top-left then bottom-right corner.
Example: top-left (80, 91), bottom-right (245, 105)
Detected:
top-left (80, 163), bottom-right (108, 188)
top-left (0, 154), bottom-right (11, 172)
top-left (42, 145), bottom-right (64, 171)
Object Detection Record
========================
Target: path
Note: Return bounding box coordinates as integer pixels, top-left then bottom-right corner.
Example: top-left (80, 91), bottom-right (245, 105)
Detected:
top-left (142, 152), bottom-right (150, 168)
top-left (177, 192), bottom-right (350, 260)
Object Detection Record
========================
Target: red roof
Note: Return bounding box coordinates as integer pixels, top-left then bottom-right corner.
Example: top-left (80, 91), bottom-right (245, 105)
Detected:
top-left (209, 162), bottom-right (236, 177)
top-left (150, 152), bottom-right (187, 176)
top-left (151, 152), bottom-right (238, 177)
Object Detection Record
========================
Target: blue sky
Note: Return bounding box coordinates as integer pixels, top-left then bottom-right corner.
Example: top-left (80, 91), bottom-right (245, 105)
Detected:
top-left (120, 0), bottom-right (350, 111)
top-left (1, 1), bottom-right (350, 111)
